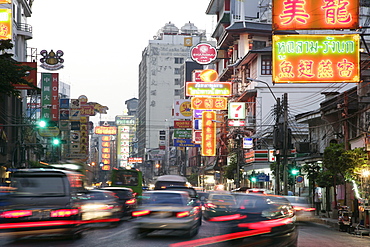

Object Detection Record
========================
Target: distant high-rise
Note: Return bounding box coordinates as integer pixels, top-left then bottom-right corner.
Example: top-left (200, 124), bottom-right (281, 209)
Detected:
top-left (137, 22), bottom-right (207, 163)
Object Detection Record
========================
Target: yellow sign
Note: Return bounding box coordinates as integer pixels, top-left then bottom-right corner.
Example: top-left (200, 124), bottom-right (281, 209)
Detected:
top-left (38, 127), bottom-right (60, 137)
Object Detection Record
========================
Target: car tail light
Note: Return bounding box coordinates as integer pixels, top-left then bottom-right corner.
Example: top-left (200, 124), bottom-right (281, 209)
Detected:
top-left (132, 210), bottom-right (150, 217)
top-left (125, 198), bottom-right (136, 205)
top-left (208, 214), bottom-right (247, 222)
top-left (176, 211), bottom-right (190, 218)
top-left (0, 210), bottom-right (32, 218)
top-left (132, 192), bottom-right (138, 197)
top-left (50, 209), bottom-right (79, 217)
top-left (206, 203), bottom-right (217, 209)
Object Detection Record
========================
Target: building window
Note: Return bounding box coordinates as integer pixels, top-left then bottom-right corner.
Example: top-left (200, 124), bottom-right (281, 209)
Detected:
top-left (174, 68), bottom-right (181, 75)
top-left (174, 89), bottom-right (181, 96)
top-left (261, 55), bottom-right (272, 75)
top-left (174, 78), bottom-right (181, 85)
top-left (174, 57), bottom-right (184, 64)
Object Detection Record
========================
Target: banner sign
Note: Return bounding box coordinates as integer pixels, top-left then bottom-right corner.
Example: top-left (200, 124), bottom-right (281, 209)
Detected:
top-left (0, 9), bottom-right (11, 40)
top-left (95, 126), bottom-right (117, 135)
top-left (41, 73), bottom-right (59, 121)
top-left (174, 99), bottom-right (192, 119)
top-left (13, 62), bottom-right (37, 90)
top-left (128, 157), bottom-right (143, 163)
top-left (191, 97), bottom-right (227, 110)
top-left (186, 82), bottom-right (232, 96)
top-left (174, 120), bottom-right (192, 129)
top-left (174, 139), bottom-right (201, 147)
top-left (201, 111), bottom-right (216, 156)
top-left (273, 34), bottom-right (360, 83)
top-left (272, 0), bottom-right (359, 31)
top-left (174, 129), bottom-right (192, 138)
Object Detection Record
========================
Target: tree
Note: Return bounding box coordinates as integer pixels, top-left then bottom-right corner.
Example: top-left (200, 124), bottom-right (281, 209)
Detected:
top-left (0, 40), bottom-right (37, 97)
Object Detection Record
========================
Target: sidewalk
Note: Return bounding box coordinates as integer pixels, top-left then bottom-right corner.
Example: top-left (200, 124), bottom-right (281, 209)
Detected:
top-left (311, 214), bottom-right (370, 238)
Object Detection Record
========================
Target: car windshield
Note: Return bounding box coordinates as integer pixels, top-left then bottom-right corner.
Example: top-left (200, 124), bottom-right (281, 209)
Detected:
top-left (211, 195), bottom-right (235, 201)
top-left (142, 192), bottom-right (187, 206)
top-left (102, 189), bottom-right (133, 199)
top-left (11, 176), bottom-right (66, 196)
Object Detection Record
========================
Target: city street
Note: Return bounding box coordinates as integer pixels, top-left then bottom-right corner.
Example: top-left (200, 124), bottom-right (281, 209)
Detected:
top-left (1, 219), bottom-right (369, 247)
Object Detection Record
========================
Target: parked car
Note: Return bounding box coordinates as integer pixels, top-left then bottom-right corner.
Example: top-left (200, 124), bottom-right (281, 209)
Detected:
top-left (100, 187), bottom-right (137, 218)
top-left (224, 194), bottom-right (298, 246)
top-left (132, 190), bottom-right (201, 238)
top-left (203, 191), bottom-right (236, 220)
top-left (79, 189), bottom-right (121, 226)
top-left (0, 169), bottom-right (85, 240)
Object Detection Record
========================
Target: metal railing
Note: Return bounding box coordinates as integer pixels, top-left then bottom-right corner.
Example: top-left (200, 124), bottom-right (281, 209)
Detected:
top-left (14, 23), bottom-right (33, 33)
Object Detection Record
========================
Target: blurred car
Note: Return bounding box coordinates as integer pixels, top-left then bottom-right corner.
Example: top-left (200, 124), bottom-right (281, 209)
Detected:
top-left (79, 189), bottom-right (121, 226)
top-left (203, 192), bottom-right (236, 220)
top-left (284, 196), bottom-right (315, 220)
top-left (100, 187), bottom-right (137, 218)
top-left (197, 191), bottom-right (209, 210)
top-left (246, 188), bottom-right (267, 194)
top-left (132, 190), bottom-right (201, 238)
top-left (0, 169), bottom-right (85, 240)
top-left (220, 194), bottom-right (298, 247)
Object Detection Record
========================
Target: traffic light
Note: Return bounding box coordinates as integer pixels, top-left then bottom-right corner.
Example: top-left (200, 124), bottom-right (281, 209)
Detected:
top-left (37, 119), bottom-right (47, 128)
top-left (291, 168), bottom-right (299, 175)
top-left (250, 176), bottom-right (257, 183)
top-left (52, 138), bottom-right (60, 145)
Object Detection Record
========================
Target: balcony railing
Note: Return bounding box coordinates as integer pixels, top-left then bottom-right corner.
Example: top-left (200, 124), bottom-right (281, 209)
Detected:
top-left (15, 23), bottom-right (33, 33)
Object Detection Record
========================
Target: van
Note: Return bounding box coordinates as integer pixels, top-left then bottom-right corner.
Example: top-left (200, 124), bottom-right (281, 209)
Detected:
top-left (154, 175), bottom-right (188, 190)
top-left (0, 168), bottom-right (85, 239)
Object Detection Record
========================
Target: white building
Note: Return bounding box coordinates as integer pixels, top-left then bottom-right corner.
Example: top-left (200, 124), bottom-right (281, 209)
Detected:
top-left (137, 22), bottom-right (207, 165)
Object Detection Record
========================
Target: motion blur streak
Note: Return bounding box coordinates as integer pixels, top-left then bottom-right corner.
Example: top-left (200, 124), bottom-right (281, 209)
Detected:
top-left (0, 220), bottom-right (80, 229)
top-left (237, 218), bottom-right (294, 229)
top-left (169, 229), bottom-right (271, 247)
top-left (207, 214), bottom-right (247, 222)
top-left (82, 218), bottom-right (120, 224)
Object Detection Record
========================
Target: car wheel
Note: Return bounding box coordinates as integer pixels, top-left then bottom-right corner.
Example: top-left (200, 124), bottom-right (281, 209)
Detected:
top-left (184, 225), bottom-right (199, 239)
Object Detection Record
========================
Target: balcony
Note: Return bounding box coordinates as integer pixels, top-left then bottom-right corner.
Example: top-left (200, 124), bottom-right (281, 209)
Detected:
top-left (14, 22), bottom-right (33, 40)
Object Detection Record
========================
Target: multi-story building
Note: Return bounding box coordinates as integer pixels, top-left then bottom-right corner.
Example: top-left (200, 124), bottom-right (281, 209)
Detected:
top-left (137, 22), bottom-right (208, 179)
top-left (0, 1), bottom-right (34, 183)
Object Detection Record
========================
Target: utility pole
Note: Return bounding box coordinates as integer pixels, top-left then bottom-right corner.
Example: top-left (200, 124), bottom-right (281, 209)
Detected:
top-left (283, 93), bottom-right (289, 196)
top-left (274, 98), bottom-right (281, 195)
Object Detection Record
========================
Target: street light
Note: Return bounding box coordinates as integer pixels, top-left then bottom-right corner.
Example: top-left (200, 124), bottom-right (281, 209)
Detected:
top-left (246, 77), bottom-right (277, 101)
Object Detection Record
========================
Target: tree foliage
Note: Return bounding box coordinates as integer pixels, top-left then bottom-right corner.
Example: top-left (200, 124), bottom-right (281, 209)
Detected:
top-left (0, 40), bottom-right (37, 96)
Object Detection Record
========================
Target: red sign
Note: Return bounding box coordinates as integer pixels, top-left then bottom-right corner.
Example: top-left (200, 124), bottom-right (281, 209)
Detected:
top-left (174, 120), bottom-right (192, 129)
top-left (201, 111), bottom-right (216, 156)
top-left (272, 0), bottom-right (359, 30)
top-left (228, 120), bottom-right (246, 126)
top-left (128, 157), bottom-right (143, 163)
top-left (51, 74), bottom-right (59, 121)
top-left (14, 62), bottom-right (37, 90)
top-left (191, 97), bottom-right (227, 110)
top-left (80, 105), bottom-right (95, 116)
top-left (273, 34), bottom-right (360, 83)
top-left (191, 43), bottom-right (217, 65)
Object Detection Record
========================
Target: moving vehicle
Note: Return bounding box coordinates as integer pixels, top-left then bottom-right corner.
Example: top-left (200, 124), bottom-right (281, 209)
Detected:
top-left (203, 191), bottom-right (236, 220)
top-left (224, 194), bottom-right (298, 246)
top-left (79, 189), bottom-right (121, 226)
top-left (284, 196), bottom-right (315, 221)
top-left (0, 169), bottom-right (85, 239)
top-left (110, 168), bottom-right (143, 196)
top-left (132, 190), bottom-right (201, 238)
top-left (154, 175), bottom-right (187, 190)
top-left (100, 187), bottom-right (137, 218)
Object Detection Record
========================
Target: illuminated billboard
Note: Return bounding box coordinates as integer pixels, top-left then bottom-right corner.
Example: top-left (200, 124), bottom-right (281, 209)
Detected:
top-left (0, 9), bottom-right (11, 40)
top-left (191, 97), bottom-right (227, 110)
top-left (186, 82), bottom-right (232, 96)
top-left (201, 111), bottom-right (216, 156)
top-left (272, 0), bottom-right (359, 30)
top-left (273, 34), bottom-right (360, 83)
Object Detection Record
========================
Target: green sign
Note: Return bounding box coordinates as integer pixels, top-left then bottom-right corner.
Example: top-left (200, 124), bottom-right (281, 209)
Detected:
top-left (174, 129), bottom-right (192, 138)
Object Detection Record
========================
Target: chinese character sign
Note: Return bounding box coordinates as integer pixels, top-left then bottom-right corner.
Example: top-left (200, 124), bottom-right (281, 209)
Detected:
top-left (191, 97), bottom-right (227, 110)
top-left (272, 0), bottom-right (359, 30)
top-left (273, 34), bottom-right (360, 83)
top-left (41, 73), bottom-right (59, 121)
top-left (201, 111), bottom-right (216, 156)
top-left (0, 9), bottom-right (11, 40)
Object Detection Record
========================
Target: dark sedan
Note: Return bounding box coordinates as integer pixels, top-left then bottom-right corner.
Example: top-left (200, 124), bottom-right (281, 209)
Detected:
top-left (100, 187), bottom-right (137, 218)
top-left (209, 194), bottom-right (298, 247)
